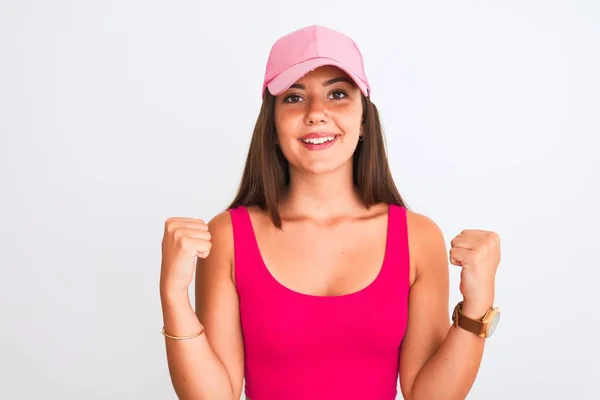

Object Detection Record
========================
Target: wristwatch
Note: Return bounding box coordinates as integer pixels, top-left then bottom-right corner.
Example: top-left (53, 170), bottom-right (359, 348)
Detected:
top-left (452, 301), bottom-right (500, 338)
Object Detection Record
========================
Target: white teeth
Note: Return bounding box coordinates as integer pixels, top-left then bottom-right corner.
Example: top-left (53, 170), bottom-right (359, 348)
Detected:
top-left (302, 136), bottom-right (336, 144)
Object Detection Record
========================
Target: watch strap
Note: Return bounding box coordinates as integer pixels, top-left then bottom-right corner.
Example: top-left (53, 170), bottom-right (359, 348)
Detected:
top-left (453, 301), bottom-right (484, 336)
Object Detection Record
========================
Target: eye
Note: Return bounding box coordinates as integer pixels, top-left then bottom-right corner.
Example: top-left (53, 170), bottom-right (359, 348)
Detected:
top-left (329, 90), bottom-right (348, 100)
top-left (283, 94), bottom-right (304, 103)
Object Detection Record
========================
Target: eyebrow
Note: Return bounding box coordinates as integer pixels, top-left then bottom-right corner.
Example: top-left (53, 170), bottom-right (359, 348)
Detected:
top-left (289, 76), bottom-right (355, 90)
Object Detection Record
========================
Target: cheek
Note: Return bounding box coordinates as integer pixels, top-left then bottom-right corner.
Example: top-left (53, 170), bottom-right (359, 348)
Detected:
top-left (330, 98), bottom-right (363, 128)
top-left (274, 107), bottom-right (301, 139)
top-left (332, 109), bottom-right (363, 134)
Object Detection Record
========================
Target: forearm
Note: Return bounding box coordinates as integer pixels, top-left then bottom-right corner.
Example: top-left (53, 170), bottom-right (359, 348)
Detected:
top-left (410, 304), bottom-right (488, 400)
top-left (161, 290), bottom-right (234, 400)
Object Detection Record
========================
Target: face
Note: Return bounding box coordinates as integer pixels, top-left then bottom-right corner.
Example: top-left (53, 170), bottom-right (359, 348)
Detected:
top-left (273, 65), bottom-right (363, 175)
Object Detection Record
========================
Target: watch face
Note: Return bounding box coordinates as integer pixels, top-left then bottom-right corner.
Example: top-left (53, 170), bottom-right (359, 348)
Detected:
top-left (488, 312), bottom-right (501, 336)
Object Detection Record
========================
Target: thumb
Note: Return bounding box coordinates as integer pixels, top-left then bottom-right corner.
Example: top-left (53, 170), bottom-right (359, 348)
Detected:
top-left (198, 251), bottom-right (209, 259)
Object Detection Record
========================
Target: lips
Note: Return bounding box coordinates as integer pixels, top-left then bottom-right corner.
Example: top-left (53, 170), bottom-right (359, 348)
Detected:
top-left (301, 135), bottom-right (337, 145)
top-left (299, 133), bottom-right (340, 150)
top-left (300, 132), bottom-right (339, 143)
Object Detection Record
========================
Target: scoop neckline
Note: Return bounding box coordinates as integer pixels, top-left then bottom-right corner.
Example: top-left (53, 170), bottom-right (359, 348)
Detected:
top-left (244, 203), bottom-right (392, 300)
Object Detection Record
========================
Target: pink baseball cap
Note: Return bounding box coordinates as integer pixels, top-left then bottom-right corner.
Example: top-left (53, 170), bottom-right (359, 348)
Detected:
top-left (262, 25), bottom-right (371, 98)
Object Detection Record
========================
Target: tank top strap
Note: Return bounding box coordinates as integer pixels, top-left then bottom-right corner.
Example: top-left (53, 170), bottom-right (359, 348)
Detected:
top-left (382, 203), bottom-right (411, 291)
top-left (228, 205), bottom-right (262, 295)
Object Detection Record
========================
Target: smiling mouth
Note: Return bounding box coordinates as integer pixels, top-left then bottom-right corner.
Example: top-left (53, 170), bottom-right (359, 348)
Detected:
top-left (300, 135), bottom-right (338, 145)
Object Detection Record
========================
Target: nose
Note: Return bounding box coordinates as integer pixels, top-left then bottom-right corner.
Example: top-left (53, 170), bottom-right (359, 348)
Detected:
top-left (304, 98), bottom-right (328, 125)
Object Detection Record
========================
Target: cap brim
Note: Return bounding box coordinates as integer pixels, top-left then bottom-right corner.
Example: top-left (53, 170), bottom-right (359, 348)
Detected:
top-left (266, 58), bottom-right (369, 97)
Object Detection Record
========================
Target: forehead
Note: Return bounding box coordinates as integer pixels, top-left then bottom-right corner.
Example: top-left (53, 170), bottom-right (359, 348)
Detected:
top-left (295, 65), bottom-right (352, 84)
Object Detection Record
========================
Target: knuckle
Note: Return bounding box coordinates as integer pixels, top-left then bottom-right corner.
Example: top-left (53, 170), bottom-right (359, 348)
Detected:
top-left (173, 228), bottom-right (184, 242)
top-left (179, 236), bottom-right (191, 249)
top-left (165, 219), bottom-right (177, 233)
top-left (177, 232), bottom-right (191, 247)
top-left (492, 232), bottom-right (500, 243)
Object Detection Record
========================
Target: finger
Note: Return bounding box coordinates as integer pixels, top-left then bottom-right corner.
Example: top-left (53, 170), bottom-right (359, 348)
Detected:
top-left (166, 223), bottom-right (208, 238)
top-left (175, 228), bottom-right (211, 241)
top-left (179, 235), bottom-right (212, 253)
top-left (460, 229), bottom-right (488, 235)
top-left (450, 237), bottom-right (476, 250)
top-left (166, 218), bottom-right (209, 232)
top-left (175, 221), bottom-right (209, 231)
top-left (449, 247), bottom-right (471, 266)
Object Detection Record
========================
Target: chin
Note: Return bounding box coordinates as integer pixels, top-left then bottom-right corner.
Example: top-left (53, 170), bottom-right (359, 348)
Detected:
top-left (284, 144), bottom-right (356, 177)
top-left (297, 159), bottom-right (352, 176)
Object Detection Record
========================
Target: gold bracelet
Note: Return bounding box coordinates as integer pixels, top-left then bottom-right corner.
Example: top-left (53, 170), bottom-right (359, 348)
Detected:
top-left (162, 325), bottom-right (205, 340)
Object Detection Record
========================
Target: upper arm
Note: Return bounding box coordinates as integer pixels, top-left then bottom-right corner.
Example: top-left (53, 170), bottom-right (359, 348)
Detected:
top-left (194, 210), bottom-right (244, 399)
top-left (399, 211), bottom-right (450, 399)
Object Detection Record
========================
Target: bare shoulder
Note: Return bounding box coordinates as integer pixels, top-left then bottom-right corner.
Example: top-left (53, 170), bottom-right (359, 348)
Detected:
top-left (405, 209), bottom-right (447, 285)
top-left (405, 209), bottom-right (445, 248)
top-left (207, 210), bottom-right (234, 246)
top-left (200, 210), bottom-right (235, 280)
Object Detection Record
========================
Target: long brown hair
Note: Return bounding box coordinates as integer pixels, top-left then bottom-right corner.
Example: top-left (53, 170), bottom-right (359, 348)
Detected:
top-left (228, 91), bottom-right (409, 228)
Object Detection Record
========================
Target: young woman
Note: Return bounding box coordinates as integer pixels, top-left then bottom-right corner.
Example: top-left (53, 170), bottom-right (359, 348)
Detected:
top-left (159, 25), bottom-right (501, 400)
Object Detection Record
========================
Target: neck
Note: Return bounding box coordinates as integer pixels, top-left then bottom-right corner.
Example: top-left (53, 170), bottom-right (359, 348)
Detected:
top-left (279, 164), bottom-right (365, 220)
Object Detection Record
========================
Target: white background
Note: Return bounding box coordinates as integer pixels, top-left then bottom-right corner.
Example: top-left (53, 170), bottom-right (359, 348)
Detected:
top-left (1, 0), bottom-right (598, 398)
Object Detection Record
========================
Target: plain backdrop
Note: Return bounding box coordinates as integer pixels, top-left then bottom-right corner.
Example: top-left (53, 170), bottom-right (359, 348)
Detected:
top-left (1, 0), bottom-right (599, 399)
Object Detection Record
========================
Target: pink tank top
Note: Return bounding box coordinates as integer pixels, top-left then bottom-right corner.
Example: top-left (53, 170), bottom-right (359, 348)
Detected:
top-left (228, 203), bottom-right (410, 400)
